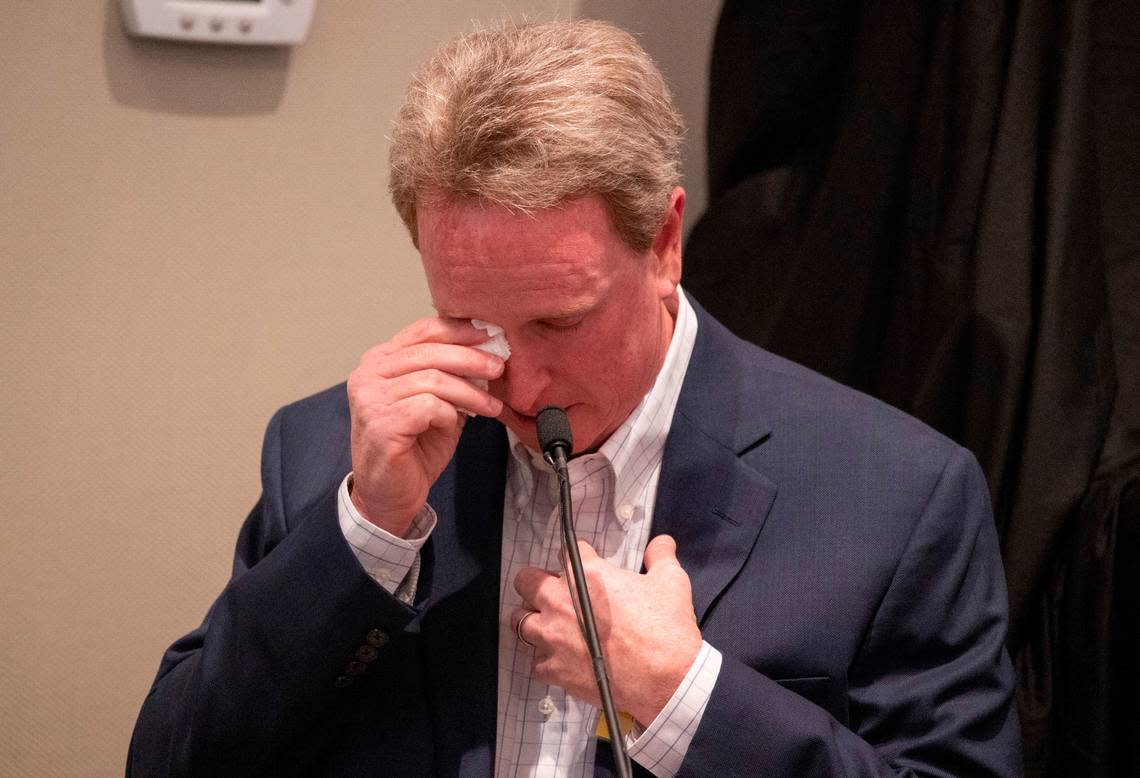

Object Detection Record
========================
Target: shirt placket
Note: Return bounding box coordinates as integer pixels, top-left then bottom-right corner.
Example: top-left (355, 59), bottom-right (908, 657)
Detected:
top-left (498, 450), bottom-right (631, 777)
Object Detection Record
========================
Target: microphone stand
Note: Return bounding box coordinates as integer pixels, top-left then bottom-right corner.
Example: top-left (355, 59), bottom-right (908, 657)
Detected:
top-left (539, 407), bottom-right (633, 778)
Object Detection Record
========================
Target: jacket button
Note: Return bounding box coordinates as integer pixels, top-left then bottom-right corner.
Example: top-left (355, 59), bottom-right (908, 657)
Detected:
top-left (334, 675), bottom-right (353, 688)
top-left (366, 628), bottom-right (389, 648)
top-left (346, 661), bottom-right (368, 676)
top-left (355, 644), bottom-right (379, 663)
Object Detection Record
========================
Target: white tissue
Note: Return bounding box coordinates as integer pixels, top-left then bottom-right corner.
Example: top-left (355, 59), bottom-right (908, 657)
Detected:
top-left (464, 320), bottom-right (511, 413)
top-left (471, 319), bottom-right (511, 362)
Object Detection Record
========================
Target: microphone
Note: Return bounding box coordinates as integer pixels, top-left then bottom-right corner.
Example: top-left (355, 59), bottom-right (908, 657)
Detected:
top-left (534, 406), bottom-right (633, 778)
top-left (536, 405), bottom-right (573, 464)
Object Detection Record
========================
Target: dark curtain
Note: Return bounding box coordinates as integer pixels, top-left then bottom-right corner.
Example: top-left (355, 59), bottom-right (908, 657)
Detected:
top-left (683, 1), bottom-right (1140, 775)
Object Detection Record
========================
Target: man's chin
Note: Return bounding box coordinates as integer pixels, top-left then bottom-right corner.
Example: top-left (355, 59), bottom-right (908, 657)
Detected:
top-left (499, 410), bottom-right (541, 451)
top-left (504, 410), bottom-right (612, 458)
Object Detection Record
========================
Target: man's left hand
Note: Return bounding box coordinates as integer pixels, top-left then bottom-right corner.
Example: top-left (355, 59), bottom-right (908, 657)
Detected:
top-left (512, 534), bottom-right (703, 728)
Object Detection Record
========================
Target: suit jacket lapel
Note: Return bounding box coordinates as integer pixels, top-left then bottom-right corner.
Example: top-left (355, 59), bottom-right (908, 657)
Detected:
top-left (652, 304), bottom-right (778, 623)
top-left (419, 417), bottom-right (508, 776)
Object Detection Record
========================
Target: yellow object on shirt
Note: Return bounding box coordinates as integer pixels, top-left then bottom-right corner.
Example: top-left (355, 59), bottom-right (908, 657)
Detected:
top-left (596, 710), bottom-right (636, 742)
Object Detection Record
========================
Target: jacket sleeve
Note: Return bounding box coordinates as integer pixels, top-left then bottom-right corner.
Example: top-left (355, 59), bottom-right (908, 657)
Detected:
top-left (126, 406), bottom-right (422, 776)
top-left (679, 447), bottom-right (1022, 777)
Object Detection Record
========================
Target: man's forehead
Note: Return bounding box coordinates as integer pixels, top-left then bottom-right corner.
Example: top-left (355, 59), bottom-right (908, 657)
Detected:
top-left (417, 197), bottom-right (619, 315)
top-left (430, 254), bottom-right (600, 286)
top-left (428, 267), bottom-right (601, 320)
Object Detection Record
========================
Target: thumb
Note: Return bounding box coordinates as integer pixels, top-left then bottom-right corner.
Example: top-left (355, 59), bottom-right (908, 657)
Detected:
top-left (575, 539), bottom-right (599, 562)
top-left (643, 534), bottom-right (679, 571)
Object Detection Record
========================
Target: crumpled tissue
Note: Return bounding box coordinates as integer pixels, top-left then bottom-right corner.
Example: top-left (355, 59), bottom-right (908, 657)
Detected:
top-left (466, 320), bottom-right (511, 402)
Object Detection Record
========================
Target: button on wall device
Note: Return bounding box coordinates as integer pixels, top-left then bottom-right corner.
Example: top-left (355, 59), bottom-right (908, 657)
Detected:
top-left (208, 17), bottom-right (223, 33)
top-left (179, 16), bottom-right (193, 31)
top-left (239, 20), bottom-right (253, 34)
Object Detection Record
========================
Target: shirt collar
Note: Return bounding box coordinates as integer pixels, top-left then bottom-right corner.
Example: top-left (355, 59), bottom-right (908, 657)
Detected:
top-left (505, 287), bottom-right (699, 528)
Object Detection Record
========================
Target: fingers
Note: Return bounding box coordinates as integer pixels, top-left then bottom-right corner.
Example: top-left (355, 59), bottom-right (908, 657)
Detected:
top-left (346, 316), bottom-right (507, 533)
top-left (387, 316), bottom-right (500, 350)
top-left (350, 317), bottom-right (506, 420)
top-left (376, 367), bottom-right (503, 419)
top-left (384, 393), bottom-right (463, 439)
top-left (642, 534), bottom-right (679, 570)
top-left (509, 536), bottom-right (701, 721)
top-left (513, 565), bottom-right (559, 608)
top-left (511, 608), bottom-right (540, 647)
top-left (575, 539), bottom-right (599, 562)
top-left (372, 341), bottom-right (505, 384)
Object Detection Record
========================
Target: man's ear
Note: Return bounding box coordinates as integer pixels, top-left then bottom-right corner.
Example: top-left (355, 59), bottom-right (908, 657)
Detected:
top-left (651, 187), bottom-right (685, 294)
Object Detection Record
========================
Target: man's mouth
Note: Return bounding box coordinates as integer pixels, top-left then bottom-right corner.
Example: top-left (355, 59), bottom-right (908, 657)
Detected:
top-left (507, 406), bottom-right (567, 427)
top-left (511, 410), bottom-right (539, 425)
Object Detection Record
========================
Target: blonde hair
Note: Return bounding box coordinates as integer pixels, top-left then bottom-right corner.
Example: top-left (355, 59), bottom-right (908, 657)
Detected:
top-left (388, 20), bottom-right (684, 252)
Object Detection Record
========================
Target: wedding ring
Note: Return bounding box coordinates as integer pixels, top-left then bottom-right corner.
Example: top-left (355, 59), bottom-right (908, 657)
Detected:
top-left (516, 610), bottom-right (538, 648)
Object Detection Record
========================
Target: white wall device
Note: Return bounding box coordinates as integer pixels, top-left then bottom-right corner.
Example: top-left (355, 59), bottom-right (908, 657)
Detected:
top-left (120, 0), bottom-right (314, 46)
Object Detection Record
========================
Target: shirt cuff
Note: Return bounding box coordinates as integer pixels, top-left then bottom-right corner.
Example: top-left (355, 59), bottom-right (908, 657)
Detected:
top-left (626, 642), bottom-right (722, 778)
top-left (336, 473), bottom-right (436, 604)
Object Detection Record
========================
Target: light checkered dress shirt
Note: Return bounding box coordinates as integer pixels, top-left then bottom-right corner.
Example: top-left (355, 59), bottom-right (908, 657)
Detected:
top-left (338, 289), bottom-right (722, 777)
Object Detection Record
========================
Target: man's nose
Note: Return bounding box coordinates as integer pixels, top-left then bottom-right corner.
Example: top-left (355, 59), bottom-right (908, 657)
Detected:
top-left (495, 346), bottom-right (551, 414)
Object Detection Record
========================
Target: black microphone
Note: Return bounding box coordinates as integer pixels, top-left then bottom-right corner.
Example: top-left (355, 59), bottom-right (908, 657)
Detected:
top-left (534, 406), bottom-right (633, 778)
top-left (536, 405), bottom-right (573, 464)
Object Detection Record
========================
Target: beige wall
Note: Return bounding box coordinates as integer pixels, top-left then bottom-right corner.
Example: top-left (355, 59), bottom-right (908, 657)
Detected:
top-left (0, 2), bottom-right (718, 774)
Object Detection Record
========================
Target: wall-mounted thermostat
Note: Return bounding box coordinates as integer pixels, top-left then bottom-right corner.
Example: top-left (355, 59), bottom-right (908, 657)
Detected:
top-left (120, 0), bottom-right (314, 46)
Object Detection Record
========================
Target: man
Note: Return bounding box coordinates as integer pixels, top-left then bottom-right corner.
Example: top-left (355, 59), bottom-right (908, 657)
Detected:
top-left (129, 20), bottom-right (1021, 777)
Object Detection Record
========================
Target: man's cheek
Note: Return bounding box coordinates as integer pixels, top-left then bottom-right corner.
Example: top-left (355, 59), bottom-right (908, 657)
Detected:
top-left (556, 335), bottom-right (608, 372)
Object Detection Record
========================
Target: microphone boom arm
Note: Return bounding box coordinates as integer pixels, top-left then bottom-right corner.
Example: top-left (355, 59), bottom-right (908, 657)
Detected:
top-left (537, 407), bottom-right (633, 778)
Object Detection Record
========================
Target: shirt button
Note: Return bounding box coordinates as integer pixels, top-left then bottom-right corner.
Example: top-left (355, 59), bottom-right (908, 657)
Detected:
top-left (538, 695), bottom-right (556, 717)
top-left (377, 567), bottom-right (392, 582)
top-left (617, 503), bottom-right (635, 521)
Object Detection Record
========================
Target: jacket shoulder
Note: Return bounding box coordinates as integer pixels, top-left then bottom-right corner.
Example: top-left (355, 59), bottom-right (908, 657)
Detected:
top-left (753, 347), bottom-right (956, 459)
top-left (690, 303), bottom-right (962, 471)
top-left (263, 383), bottom-right (351, 523)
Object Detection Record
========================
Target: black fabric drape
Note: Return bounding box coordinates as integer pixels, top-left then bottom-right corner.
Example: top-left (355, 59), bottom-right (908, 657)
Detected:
top-left (683, 1), bottom-right (1139, 775)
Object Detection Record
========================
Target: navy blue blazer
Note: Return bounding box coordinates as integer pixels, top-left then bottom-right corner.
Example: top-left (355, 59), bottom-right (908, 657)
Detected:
top-left (129, 304), bottom-right (1021, 776)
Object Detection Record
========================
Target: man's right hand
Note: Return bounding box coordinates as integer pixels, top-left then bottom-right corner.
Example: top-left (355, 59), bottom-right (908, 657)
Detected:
top-left (346, 317), bottom-right (504, 537)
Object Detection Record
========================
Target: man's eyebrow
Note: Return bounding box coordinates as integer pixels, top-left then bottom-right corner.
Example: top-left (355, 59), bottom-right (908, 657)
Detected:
top-left (433, 301), bottom-right (596, 322)
top-left (538, 300), bottom-right (595, 320)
